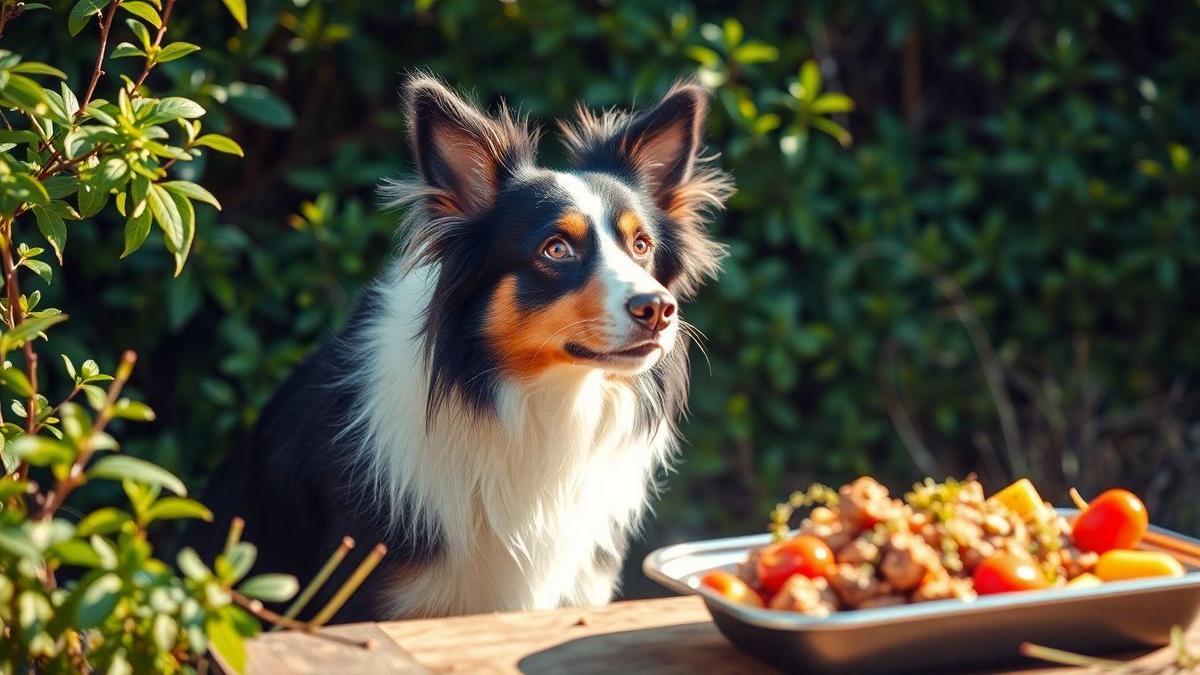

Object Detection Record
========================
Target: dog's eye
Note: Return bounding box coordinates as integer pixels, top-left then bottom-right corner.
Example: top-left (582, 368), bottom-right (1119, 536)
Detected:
top-left (632, 234), bottom-right (653, 257)
top-left (541, 237), bottom-right (575, 260)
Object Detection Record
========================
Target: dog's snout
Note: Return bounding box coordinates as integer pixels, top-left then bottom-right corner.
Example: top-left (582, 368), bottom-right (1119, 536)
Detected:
top-left (626, 292), bottom-right (676, 331)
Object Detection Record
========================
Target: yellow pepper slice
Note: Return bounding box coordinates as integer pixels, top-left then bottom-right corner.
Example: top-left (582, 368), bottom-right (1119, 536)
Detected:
top-left (1094, 550), bottom-right (1184, 582)
top-left (988, 478), bottom-right (1045, 520)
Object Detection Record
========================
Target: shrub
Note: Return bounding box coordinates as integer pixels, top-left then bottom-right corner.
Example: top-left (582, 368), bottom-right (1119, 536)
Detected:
top-left (0, 1), bottom-right (320, 671)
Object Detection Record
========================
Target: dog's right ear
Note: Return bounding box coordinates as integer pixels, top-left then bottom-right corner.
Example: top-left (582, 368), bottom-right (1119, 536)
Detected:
top-left (403, 76), bottom-right (535, 218)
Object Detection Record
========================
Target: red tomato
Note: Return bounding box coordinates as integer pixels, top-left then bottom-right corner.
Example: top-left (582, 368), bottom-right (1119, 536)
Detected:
top-left (972, 554), bottom-right (1050, 595)
top-left (755, 536), bottom-right (835, 594)
top-left (700, 570), bottom-right (764, 608)
top-left (1071, 489), bottom-right (1149, 554)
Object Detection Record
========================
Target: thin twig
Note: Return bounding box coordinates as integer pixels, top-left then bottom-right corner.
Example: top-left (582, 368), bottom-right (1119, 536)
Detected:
top-left (78, 1), bottom-right (122, 116)
top-left (273, 536), bottom-right (355, 630)
top-left (35, 351), bottom-right (137, 522)
top-left (230, 591), bottom-right (373, 650)
top-left (129, 0), bottom-right (177, 95)
top-left (309, 543), bottom-right (387, 628)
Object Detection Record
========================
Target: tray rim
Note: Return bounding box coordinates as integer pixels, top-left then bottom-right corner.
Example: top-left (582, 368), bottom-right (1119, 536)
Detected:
top-left (643, 508), bottom-right (1200, 632)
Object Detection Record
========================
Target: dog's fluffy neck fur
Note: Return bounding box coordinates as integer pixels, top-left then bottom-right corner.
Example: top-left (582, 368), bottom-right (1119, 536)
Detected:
top-left (346, 263), bottom-right (675, 616)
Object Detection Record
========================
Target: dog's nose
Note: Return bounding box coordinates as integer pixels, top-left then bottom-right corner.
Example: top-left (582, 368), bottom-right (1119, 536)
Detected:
top-left (627, 292), bottom-right (676, 331)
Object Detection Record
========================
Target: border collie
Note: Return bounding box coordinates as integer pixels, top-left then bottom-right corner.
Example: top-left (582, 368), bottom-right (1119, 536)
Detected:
top-left (186, 75), bottom-right (732, 622)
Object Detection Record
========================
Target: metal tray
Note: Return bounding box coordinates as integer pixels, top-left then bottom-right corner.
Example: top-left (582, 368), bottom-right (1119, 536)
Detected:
top-left (644, 512), bottom-right (1200, 673)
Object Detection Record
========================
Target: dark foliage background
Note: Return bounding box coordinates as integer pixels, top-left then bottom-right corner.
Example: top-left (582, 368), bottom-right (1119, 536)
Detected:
top-left (11, 0), bottom-right (1200, 595)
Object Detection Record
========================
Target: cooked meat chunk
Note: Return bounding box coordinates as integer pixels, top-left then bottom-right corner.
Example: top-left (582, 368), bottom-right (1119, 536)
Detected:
top-left (738, 548), bottom-right (763, 588)
top-left (838, 477), bottom-right (897, 531)
top-left (880, 534), bottom-right (939, 591)
top-left (911, 576), bottom-right (977, 603)
top-left (1059, 546), bottom-right (1100, 579)
top-left (797, 519), bottom-right (852, 553)
top-left (768, 575), bottom-right (839, 616)
top-left (837, 537), bottom-right (880, 566)
top-left (828, 563), bottom-right (882, 608)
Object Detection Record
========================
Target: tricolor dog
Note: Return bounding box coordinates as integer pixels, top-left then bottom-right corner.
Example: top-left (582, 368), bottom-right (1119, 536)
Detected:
top-left (186, 75), bottom-right (732, 622)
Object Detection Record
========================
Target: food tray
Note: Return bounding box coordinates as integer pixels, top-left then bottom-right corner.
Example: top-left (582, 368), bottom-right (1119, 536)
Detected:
top-left (643, 511), bottom-right (1200, 673)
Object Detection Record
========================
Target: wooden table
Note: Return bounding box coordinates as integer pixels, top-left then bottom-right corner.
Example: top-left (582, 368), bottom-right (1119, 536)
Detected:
top-left (239, 596), bottom-right (1195, 674)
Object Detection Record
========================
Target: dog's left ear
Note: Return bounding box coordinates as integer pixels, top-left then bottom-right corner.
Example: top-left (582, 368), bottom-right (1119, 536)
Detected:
top-left (562, 84), bottom-right (725, 215)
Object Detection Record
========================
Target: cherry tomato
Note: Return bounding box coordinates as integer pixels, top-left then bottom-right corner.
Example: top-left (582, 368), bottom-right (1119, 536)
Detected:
top-left (972, 553), bottom-right (1050, 595)
top-left (700, 570), bottom-right (764, 608)
top-left (755, 536), bottom-right (835, 594)
top-left (1071, 489), bottom-right (1149, 554)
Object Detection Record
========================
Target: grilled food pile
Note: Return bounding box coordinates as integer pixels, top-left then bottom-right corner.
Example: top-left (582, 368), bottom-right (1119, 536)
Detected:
top-left (701, 476), bottom-right (1183, 615)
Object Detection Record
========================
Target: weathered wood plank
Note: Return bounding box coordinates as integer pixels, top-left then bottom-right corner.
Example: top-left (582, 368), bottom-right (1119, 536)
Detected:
top-left (240, 623), bottom-right (428, 675)
top-left (377, 596), bottom-right (772, 674)
top-left (241, 595), bottom-right (1200, 674)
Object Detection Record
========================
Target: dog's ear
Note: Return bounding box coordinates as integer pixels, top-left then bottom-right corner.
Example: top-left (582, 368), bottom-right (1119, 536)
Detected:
top-left (561, 84), bottom-right (717, 212)
top-left (403, 75), bottom-right (534, 217)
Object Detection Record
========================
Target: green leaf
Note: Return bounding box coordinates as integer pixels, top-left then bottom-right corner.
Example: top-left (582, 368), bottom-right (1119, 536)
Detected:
top-left (112, 398), bottom-right (156, 421)
top-left (32, 205), bottom-right (67, 263)
top-left (23, 259), bottom-right (52, 283)
top-left (87, 455), bottom-right (187, 496)
top-left (122, 208), bottom-right (152, 258)
top-left (48, 539), bottom-right (102, 567)
top-left (811, 92), bottom-right (855, 114)
top-left (76, 572), bottom-right (122, 629)
top-left (126, 17), bottom-right (152, 51)
top-left (81, 383), bottom-right (107, 410)
top-left (732, 41), bottom-right (778, 64)
top-left (68, 0), bottom-right (107, 36)
top-left (225, 83), bottom-right (294, 128)
top-left (7, 435), bottom-right (74, 466)
top-left (10, 173), bottom-right (50, 207)
top-left (799, 60), bottom-right (822, 103)
top-left (143, 497), bottom-right (212, 523)
top-left (77, 182), bottom-right (109, 218)
top-left (163, 180), bottom-right (221, 210)
top-left (237, 574), bottom-right (298, 603)
top-left (110, 42), bottom-right (146, 59)
top-left (0, 366), bottom-right (33, 397)
top-left (193, 133), bottom-right (244, 157)
top-left (206, 614), bottom-right (247, 675)
top-left (177, 547), bottom-right (209, 581)
top-left (120, 1), bottom-right (160, 28)
top-left (0, 130), bottom-right (40, 145)
top-left (42, 175), bottom-right (79, 199)
top-left (166, 189), bottom-right (195, 276)
top-left (0, 313), bottom-right (67, 355)
top-left (77, 507), bottom-right (132, 536)
top-left (0, 526), bottom-right (39, 560)
top-left (221, 542), bottom-right (256, 582)
top-left (812, 116), bottom-right (853, 147)
top-left (0, 74), bottom-right (49, 114)
top-left (722, 17), bottom-right (743, 47)
top-left (147, 183), bottom-right (182, 249)
top-left (153, 614), bottom-right (178, 652)
top-left (149, 96), bottom-right (206, 123)
top-left (155, 42), bottom-right (201, 63)
top-left (221, 0), bottom-right (248, 29)
top-left (10, 62), bottom-right (68, 79)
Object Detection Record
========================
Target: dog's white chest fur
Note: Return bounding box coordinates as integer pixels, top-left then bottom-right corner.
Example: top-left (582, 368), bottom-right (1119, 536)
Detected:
top-left (348, 266), bottom-right (674, 618)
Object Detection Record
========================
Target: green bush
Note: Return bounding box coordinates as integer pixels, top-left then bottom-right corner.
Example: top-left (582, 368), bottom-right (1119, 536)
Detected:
top-left (5, 0), bottom-right (1198, 578)
top-left (0, 1), bottom-right (325, 671)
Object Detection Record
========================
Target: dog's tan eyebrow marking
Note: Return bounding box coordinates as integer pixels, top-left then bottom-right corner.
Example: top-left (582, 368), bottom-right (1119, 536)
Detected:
top-left (617, 211), bottom-right (643, 241)
top-left (558, 211), bottom-right (590, 240)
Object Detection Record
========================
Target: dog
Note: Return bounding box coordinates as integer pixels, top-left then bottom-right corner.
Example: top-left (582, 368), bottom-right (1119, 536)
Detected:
top-left (185, 75), bottom-right (732, 622)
